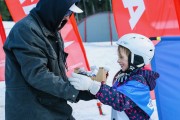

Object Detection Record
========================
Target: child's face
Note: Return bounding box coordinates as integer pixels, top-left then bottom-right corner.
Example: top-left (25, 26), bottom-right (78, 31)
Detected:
top-left (117, 47), bottom-right (129, 72)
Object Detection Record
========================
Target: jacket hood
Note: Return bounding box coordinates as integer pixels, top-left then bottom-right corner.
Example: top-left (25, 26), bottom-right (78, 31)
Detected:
top-left (30, 0), bottom-right (80, 32)
top-left (137, 69), bottom-right (159, 91)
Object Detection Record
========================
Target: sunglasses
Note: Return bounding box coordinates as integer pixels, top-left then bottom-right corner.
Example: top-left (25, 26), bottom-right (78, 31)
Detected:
top-left (65, 10), bottom-right (73, 17)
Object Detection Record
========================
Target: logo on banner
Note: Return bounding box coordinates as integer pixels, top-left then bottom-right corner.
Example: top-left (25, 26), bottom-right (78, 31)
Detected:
top-left (122, 0), bottom-right (145, 30)
top-left (64, 41), bottom-right (74, 48)
top-left (19, 0), bottom-right (35, 3)
top-left (19, 0), bottom-right (38, 15)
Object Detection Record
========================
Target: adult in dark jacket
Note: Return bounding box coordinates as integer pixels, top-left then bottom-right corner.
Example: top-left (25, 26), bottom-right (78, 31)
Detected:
top-left (3, 0), bottom-right (95, 120)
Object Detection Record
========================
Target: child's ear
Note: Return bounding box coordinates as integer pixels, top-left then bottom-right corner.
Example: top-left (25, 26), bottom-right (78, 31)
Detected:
top-left (133, 54), bottom-right (144, 67)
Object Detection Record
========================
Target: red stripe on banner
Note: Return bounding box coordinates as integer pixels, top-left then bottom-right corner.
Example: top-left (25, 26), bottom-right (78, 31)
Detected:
top-left (112, 0), bottom-right (180, 38)
top-left (70, 14), bottom-right (90, 70)
top-left (0, 15), bottom-right (6, 81)
top-left (61, 15), bottom-right (90, 76)
top-left (174, 0), bottom-right (180, 29)
top-left (5, 0), bottom-right (38, 22)
top-left (5, 0), bottom-right (26, 22)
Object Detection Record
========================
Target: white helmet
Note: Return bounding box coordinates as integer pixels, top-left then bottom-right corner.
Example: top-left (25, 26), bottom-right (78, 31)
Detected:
top-left (116, 33), bottom-right (155, 66)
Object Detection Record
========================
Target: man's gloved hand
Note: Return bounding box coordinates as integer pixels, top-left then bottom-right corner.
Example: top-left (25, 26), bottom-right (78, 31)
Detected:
top-left (68, 73), bottom-right (101, 95)
top-left (76, 91), bottom-right (96, 102)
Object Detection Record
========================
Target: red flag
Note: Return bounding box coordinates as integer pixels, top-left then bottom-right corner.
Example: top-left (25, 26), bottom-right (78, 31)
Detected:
top-left (174, 0), bottom-right (180, 29)
top-left (5, 0), bottom-right (38, 22)
top-left (112, 0), bottom-right (180, 37)
top-left (61, 15), bottom-right (90, 76)
top-left (5, 0), bottom-right (90, 76)
top-left (0, 15), bottom-right (6, 81)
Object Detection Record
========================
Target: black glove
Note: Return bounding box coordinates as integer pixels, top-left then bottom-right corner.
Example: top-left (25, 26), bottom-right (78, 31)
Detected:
top-left (76, 90), bottom-right (97, 102)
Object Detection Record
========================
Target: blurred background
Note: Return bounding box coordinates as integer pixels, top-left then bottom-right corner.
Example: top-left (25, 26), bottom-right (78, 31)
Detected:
top-left (0, 0), bottom-right (118, 42)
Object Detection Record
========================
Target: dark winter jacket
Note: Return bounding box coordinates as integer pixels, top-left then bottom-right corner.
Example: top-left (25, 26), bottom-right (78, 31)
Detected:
top-left (96, 69), bottom-right (159, 120)
top-left (3, 0), bottom-right (95, 120)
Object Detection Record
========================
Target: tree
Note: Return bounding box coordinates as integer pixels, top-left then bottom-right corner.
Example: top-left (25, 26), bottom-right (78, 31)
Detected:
top-left (75, 0), bottom-right (111, 23)
top-left (0, 0), bottom-right (111, 22)
top-left (0, 0), bottom-right (12, 21)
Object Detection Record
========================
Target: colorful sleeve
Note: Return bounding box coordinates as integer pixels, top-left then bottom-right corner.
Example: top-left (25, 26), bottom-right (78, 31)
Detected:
top-left (95, 84), bottom-right (136, 112)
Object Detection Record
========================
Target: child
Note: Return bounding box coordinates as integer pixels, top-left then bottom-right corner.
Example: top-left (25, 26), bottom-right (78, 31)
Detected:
top-left (68, 33), bottom-right (159, 120)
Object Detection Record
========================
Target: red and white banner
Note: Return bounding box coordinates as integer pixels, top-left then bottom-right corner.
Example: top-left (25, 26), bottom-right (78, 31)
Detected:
top-left (174, 0), bottom-right (180, 29)
top-left (0, 15), bottom-right (6, 81)
top-left (61, 15), bottom-right (90, 76)
top-left (112, 0), bottom-right (180, 38)
top-left (5, 0), bottom-right (90, 76)
top-left (5, 0), bottom-right (38, 22)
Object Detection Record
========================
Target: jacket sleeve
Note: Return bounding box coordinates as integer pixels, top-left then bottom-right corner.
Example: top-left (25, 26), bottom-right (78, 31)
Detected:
top-left (6, 24), bottom-right (79, 102)
top-left (95, 84), bottom-right (137, 111)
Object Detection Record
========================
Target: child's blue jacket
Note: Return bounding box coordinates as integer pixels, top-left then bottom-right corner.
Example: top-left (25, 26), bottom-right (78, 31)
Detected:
top-left (96, 69), bottom-right (159, 120)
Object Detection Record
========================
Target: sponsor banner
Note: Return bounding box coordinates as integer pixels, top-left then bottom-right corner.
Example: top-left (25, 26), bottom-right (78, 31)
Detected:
top-left (112, 0), bottom-right (180, 37)
top-left (5, 0), bottom-right (38, 22)
top-left (61, 15), bottom-right (90, 76)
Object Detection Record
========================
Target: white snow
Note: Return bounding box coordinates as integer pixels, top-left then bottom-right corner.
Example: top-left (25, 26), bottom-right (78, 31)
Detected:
top-left (2, 21), bottom-right (15, 36)
top-left (0, 82), bottom-right (5, 120)
top-left (0, 42), bottom-right (158, 120)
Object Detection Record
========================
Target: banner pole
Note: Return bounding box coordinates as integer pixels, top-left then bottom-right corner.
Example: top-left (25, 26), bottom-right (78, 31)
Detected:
top-left (0, 15), bottom-right (6, 44)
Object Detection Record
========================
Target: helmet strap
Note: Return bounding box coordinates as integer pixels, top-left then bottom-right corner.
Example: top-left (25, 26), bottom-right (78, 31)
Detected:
top-left (128, 53), bottom-right (145, 71)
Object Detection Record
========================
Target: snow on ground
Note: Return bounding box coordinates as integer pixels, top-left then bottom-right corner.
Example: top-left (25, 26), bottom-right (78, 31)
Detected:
top-left (0, 82), bottom-right (5, 120)
top-left (0, 42), bottom-right (158, 120)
